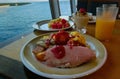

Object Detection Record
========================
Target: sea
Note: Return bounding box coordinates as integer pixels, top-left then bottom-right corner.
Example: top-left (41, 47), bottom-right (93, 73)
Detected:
top-left (0, 1), bottom-right (71, 48)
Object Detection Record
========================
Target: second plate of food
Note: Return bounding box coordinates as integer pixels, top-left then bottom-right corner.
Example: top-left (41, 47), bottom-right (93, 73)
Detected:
top-left (32, 19), bottom-right (74, 31)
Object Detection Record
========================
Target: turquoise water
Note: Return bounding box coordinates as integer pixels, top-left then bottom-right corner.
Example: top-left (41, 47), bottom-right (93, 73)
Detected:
top-left (0, 1), bottom-right (71, 48)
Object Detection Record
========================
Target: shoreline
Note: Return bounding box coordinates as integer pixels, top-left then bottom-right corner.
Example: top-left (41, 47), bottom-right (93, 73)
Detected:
top-left (0, 3), bottom-right (31, 6)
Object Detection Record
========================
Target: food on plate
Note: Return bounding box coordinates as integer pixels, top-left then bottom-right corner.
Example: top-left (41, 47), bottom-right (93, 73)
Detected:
top-left (88, 15), bottom-right (93, 21)
top-left (32, 30), bottom-right (96, 68)
top-left (48, 18), bottom-right (70, 29)
top-left (52, 30), bottom-right (70, 45)
top-left (44, 45), bottom-right (96, 67)
top-left (87, 13), bottom-right (94, 21)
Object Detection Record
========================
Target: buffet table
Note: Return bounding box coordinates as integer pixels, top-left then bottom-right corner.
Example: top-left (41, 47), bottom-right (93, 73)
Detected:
top-left (0, 19), bottom-right (120, 79)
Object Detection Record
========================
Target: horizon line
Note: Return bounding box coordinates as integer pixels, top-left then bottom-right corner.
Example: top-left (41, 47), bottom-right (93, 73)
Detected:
top-left (0, 0), bottom-right (69, 3)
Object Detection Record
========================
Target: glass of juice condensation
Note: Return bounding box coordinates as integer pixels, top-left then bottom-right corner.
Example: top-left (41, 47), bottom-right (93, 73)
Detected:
top-left (95, 6), bottom-right (119, 41)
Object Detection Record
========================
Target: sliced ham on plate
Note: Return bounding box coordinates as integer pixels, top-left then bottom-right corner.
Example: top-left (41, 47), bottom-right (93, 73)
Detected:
top-left (44, 45), bottom-right (96, 68)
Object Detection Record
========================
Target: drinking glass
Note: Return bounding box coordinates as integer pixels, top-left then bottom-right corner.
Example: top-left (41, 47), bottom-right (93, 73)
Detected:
top-left (102, 4), bottom-right (117, 8)
top-left (95, 6), bottom-right (119, 41)
top-left (72, 13), bottom-right (89, 34)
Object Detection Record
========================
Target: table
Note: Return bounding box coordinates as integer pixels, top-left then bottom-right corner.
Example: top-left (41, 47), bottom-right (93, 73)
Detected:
top-left (0, 19), bottom-right (120, 79)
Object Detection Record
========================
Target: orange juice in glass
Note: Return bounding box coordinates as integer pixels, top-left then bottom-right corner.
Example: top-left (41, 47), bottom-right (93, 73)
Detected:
top-left (95, 18), bottom-right (115, 40)
top-left (95, 6), bottom-right (119, 41)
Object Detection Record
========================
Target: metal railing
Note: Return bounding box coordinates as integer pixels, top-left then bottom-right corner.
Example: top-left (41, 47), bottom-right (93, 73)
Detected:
top-left (49, 0), bottom-right (76, 19)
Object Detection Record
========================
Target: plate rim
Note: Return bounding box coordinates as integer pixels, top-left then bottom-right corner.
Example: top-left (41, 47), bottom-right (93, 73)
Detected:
top-left (20, 33), bottom-right (107, 79)
top-left (32, 20), bottom-right (74, 31)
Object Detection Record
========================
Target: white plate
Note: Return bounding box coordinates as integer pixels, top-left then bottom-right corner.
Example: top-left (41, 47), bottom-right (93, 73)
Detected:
top-left (32, 20), bottom-right (74, 31)
top-left (88, 16), bottom-right (96, 23)
top-left (20, 33), bottom-right (107, 79)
